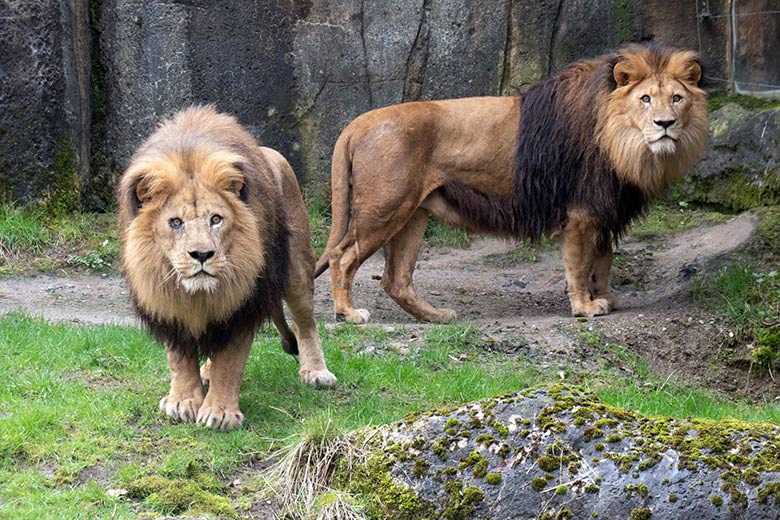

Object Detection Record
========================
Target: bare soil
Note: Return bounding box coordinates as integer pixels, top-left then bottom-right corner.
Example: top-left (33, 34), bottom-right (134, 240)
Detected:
top-left (1, 211), bottom-right (776, 401)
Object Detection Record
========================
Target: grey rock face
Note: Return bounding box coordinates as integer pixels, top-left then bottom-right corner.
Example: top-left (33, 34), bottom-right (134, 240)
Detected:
top-left (345, 386), bottom-right (780, 519)
top-left (0, 1), bottom-right (743, 208)
top-left (0, 0), bottom-right (89, 206)
top-left (94, 0), bottom-right (303, 190)
top-left (682, 104), bottom-right (780, 210)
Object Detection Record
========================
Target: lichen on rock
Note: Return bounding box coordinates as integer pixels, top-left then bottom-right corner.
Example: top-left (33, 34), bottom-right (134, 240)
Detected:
top-left (331, 385), bottom-right (780, 519)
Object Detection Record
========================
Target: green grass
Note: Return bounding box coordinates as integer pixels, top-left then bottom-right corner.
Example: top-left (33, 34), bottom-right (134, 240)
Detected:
top-left (424, 219), bottom-right (470, 249)
top-left (0, 205), bottom-right (118, 274)
top-left (630, 202), bottom-right (731, 238)
top-left (1, 313), bottom-right (779, 518)
top-left (693, 266), bottom-right (780, 368)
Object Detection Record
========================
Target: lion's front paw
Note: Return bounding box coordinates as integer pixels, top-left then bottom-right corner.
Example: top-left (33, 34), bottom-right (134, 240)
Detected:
top-left (300, 367), bottom-right (338, 388)
top-left (592, 291), bottom-right (616, 310)
top-left (196, 404), bottom-right (244, 431)
top-left (159, 395), bottom-right (203, 423)
top-left (335, 308), bottom-right (371, 324)
top-left (571, 298), bottom-right (612, 317)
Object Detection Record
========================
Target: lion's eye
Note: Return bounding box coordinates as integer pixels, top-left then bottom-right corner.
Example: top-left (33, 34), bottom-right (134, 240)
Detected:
top-left (640, 95), bottom-right (651, 104)
top-left (169, 217), bottom-right (183, 229)
top-left (672, 94), bottom-right (682, 103)
top-left (210, 214), bottom-right (223, 226)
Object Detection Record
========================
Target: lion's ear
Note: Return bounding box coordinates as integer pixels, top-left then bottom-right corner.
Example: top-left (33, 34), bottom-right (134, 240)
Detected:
top-left (676, 56), bottom-right (702, 86)
top-left (612, 60), bottom-right (635, 87)
top-left (229, 162), bottom-right (249, 203)
top-left (118, 171), bottom-right (149, 218)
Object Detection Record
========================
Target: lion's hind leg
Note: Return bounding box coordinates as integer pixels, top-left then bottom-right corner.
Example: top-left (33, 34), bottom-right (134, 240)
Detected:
top-left (381, 208), bottom-right (456, 323)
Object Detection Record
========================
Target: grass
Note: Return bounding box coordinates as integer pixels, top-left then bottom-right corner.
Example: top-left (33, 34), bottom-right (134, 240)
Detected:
top-left (0, 204), bottom-right (118, 274)
top-left (1, 313), bottom-right (779, 518)
top-left (693, 266), bottom-right (780, 368)
top-left (630, 202), bottom-right (731, 238)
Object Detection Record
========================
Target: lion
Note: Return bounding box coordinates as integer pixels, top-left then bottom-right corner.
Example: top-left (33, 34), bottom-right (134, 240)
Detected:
top-left (118, 105), bottom-right (337, 431)
top-left (315, 43), bottom-right (709, 323)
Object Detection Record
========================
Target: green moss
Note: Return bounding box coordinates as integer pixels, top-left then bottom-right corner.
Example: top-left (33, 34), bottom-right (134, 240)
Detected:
top-left (629, 507), bottom-right (653, 520)
top-left (683, 167), bottom-right (780, 211)
top-left (710, 495), bottom-right (723, 507)
top-left (537, 455), bottom-right (560, 472)
top-left (625, 483), bottom-right (649, 498)
top-left (445, 418), bottom-right (461, 435)
top-left (531, 478), bottom-right (548, 491)
top-left (413, 458), bottom-right (430, 478)
top-left (594, 443), bottom-right (605, 452)
top-left (584, 426), bottom-right (604, 442)
top-left (707, 93), bottom-right (780, 113)
top-left (585, 484), bottom-right (600, 494)
top-left (757, 482), bottom-right (780, 505)
top-left (126, 474), bottom-right (236, 518)
top-left (485, 472), bottom-right (502, 485)
top-left (605, 433), bottom-right (623, 443)
top-left (459, 450), bottom-right (488, 479)
top-left (668, 493), bottom-right (677, 503)
top-left (610, 0), bottom-right (634, 43)
top-left (44, 137), bottom-right (80, 216)
top-left (555, 485), bottom-right (568, 495)
top-left (442, 481), bottom-right (485, 520)
top-left (494, 422), bottom-right (509, 438)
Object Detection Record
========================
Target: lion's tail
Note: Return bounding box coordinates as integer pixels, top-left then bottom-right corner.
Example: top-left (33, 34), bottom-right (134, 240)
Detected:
top-left (314, 132), bottom-right (352, 278)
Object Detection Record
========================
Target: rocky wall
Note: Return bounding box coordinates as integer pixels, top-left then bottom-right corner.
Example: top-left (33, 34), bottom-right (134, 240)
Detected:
top-left (0, 1), bottom-right (736, 209)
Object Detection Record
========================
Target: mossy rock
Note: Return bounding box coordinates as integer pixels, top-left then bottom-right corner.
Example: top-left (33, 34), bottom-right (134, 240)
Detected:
top-left (326, 385), bottom-right (780, 519)
top-left (682, 104), bottom-right (780, 211)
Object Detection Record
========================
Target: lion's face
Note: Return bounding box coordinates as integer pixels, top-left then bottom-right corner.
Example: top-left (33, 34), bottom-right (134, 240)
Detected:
top-left (155, 184), bottom-right (237, 294)
top-left (600, 48), bottom-right (708, 194)
top-left (121, 143), bottom-right (266, 318)
top-left (625, 76), bottom-right (696, 156)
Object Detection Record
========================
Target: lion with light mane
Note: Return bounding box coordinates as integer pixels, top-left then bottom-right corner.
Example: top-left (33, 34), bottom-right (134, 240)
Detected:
top-left (119, 106), bottom-right (336, 431)
top-left (315, 43), bottom-right (709, 323)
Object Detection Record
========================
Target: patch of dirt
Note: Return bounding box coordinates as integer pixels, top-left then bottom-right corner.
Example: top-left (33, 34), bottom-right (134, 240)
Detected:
top-left (1, 212), bottom-right (776, 401)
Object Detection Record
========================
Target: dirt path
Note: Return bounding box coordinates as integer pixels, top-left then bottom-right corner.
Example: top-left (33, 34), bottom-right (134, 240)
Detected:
top-left (2, 212), bottom-right (775, 400)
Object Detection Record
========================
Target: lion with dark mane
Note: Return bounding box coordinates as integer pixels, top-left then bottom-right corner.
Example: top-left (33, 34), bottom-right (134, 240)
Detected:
top-left (315, 43), bottom-right (709, 323)
top-left (119, 106), bottom-right (336, 431)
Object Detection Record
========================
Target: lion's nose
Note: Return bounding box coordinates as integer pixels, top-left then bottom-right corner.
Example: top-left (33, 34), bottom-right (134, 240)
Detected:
top-left (189, 250), bottom-right (215, 264)
top-left (654, 119), bottom-right (676, 129)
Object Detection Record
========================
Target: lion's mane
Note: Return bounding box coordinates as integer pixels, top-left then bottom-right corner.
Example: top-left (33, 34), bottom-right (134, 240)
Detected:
top-left (118, 106), bottom-right (291, 359)
top-left (439, 43), bottom-right (708, 249)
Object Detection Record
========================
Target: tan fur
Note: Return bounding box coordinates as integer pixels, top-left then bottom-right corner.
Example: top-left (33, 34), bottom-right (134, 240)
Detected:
top-left (316, 48), bottom-right (708, 322)
top-left (119, 106), bottom-right (336, 431)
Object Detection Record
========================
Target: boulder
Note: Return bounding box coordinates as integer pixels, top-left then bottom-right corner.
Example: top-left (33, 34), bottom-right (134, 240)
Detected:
top-left (334, 385), bottom-right (780, 519)
top-left (680, 103), bottom-right (780, 210)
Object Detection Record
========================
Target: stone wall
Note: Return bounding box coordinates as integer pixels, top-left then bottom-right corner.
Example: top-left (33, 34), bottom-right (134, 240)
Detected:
top-left (0, 0), bottom-right (740, 209)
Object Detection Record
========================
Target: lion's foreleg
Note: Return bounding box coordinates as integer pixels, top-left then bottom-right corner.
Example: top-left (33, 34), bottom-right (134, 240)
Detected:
top-left (195, 331), bottom-right (253, 431)
top-left (160, 347), bottom-right (205, 423)
top-left (562, 212), bottom-right (612, 317)
top-left (590, 245), bottom-right (616, 310)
